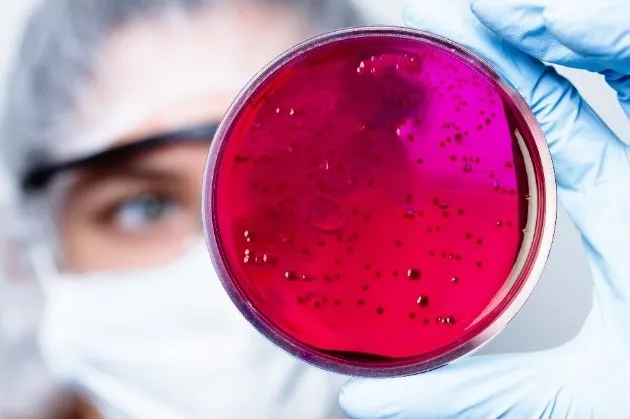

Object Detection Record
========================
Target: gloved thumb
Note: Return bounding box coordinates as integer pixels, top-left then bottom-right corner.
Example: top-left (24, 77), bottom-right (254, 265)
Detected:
top-left (541, 0), bottom-right (630, 74)
top-left (469, 0), bottom-right (630, 117)
top-left (340, 347), bottom-right (575, 419)
top-left (542, 0), bottom-right (630, 117)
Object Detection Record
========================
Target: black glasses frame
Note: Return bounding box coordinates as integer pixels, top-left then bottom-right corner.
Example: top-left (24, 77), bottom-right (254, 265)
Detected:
top-left (22, 123), bottom-right (219, 192)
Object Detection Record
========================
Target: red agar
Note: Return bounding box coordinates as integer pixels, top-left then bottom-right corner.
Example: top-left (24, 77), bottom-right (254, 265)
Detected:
top-left (212, 36), bottom-right (529, 361)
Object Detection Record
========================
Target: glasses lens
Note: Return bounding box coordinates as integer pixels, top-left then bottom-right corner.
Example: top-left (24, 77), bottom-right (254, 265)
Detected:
top-left (209, 31), bottom-right (545, 370)
top-left (54, 139), bottom-right (211, 272)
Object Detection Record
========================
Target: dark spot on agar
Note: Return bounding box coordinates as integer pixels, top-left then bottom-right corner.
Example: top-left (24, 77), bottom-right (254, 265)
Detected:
top-left (376, 307), bottom-right (384, 315)
top-left (362, 284), bottom-right (369, 291)
top-left (395, 240), bottom-right (403, 247)
top-left (285, 271), bottom-right (297, 281)
top-left (416, 296), bottom-right (429, 307)
top-left (393, 270), bottom-right (399, 277)
top-left (407, 268), bottom-right (421, 280)
top-left (357, 299), bottom-right (365, 306)
top-left (364, 263), bottom-right (371, 270)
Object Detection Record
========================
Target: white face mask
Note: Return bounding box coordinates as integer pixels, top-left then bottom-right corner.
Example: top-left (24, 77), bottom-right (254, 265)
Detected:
top-left (38, 241), bottom-right (346, 419)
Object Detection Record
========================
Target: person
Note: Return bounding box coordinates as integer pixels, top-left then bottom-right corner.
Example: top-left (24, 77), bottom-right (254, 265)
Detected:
top-left (340, 0), bottom-right (630, 417)
top-left (0, 0), bottom-right (366, 418)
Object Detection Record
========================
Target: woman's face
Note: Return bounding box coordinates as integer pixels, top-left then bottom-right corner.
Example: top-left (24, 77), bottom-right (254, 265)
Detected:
top-left (57, 6), bottom-right (311, 272)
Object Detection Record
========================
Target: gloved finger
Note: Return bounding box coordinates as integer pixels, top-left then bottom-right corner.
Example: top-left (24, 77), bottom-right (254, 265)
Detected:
top-left (404, 0), bottom-right (630, 334)
top-left (340, 349), bottom-right (576, 419)
top-left (469, 0), bottom-right (630, 117)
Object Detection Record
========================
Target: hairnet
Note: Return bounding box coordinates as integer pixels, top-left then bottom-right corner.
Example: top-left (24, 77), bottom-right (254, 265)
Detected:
top-left (0, 0), bottom-right (366, 198)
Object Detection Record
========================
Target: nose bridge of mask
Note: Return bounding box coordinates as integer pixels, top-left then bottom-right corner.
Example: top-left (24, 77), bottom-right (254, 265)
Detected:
top-left (38, 239), bottom-right (259, 376)
top-left (40, 239), bottom-right (250, 341)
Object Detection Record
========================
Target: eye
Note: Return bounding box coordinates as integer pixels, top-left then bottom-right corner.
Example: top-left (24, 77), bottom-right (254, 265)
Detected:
top-left (110, 194), bottom-right (179, 232)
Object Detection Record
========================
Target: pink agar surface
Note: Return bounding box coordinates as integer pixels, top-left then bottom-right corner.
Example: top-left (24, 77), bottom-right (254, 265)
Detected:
top-left (212, 36), bottom-right (530, 362)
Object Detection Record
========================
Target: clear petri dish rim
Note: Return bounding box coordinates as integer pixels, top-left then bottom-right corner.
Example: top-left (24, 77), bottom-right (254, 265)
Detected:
top-left (202, 25), bottom-right (557, 378)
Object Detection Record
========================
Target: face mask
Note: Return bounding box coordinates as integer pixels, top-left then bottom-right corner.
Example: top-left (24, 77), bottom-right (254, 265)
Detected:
top-left (38, 241), bottom-right (346, 419)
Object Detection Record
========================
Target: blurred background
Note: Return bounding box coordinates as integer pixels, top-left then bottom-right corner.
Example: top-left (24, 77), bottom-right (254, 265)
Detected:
top-left (0, 1), bottom-right (628, 418)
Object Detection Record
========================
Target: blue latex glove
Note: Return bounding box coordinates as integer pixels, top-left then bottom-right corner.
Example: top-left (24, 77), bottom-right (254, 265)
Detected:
top-left (340, 0), bottom-right (630, 417)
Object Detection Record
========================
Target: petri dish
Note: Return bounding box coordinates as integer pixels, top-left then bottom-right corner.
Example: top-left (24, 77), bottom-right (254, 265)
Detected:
top-left (202, 27), bottom-right (556, 377)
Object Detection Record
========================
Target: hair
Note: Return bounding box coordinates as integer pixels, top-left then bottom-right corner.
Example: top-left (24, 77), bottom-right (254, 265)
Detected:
top-left (0, 0), bottom-right (366, 196)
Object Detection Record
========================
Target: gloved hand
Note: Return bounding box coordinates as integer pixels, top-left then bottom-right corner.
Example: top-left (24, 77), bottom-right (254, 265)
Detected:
top-left (340, 0), bottom-right (630, 417)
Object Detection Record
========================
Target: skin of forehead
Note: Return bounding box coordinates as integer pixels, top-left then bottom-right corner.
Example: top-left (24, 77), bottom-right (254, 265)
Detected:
top-left (74, 5), bottom-right (313, 148)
